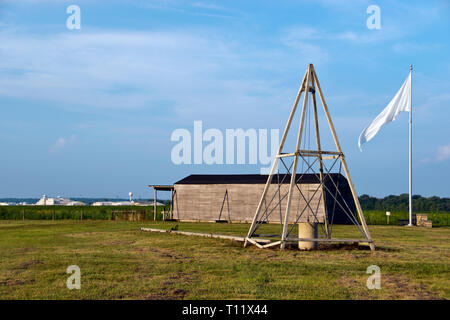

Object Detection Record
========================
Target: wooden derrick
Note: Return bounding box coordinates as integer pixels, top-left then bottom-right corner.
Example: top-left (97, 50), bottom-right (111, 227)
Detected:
top-left (245, 64), bottom-right (375, 251)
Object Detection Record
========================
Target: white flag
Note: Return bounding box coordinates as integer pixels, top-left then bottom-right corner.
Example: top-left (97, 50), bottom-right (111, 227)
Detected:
top-left (358, 71), bottom-right (411, 150)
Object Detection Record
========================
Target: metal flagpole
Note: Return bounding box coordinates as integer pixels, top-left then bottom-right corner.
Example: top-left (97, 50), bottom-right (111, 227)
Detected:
top-left (408, 65), bottom-right (413, 226)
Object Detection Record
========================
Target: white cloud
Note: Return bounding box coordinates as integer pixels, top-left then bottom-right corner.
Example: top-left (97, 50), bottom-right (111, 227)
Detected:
top-left (135, 0), bottom-right (239, 19)
top-left (282, 24), bottom-right (404, 46)
top-left (422, 143), bottom-right (450, 163)
top-left (0, 27), bottom-right (329, 127)
top-left (392, 42), bottom-right (441, 54)
top-left (436, 144), bottom-right (450, 162)
top-left (50, 135), bottom-right (76, 152)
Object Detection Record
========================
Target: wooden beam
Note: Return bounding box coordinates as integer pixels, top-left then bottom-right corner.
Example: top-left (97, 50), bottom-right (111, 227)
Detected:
top-left (311, 65), bottom-right (375, 251)
top-left (281, 64), bottom-right (312, 249)
top-left (246, 67), bottom-right (310, 245)
top-left (285, 237), bottom-right (372, 243)
top-left (277, 150), bottom-right (342, 158)
top-left (276, 152), bottom-right (297, 158)
top-left (311, 76), bottom-right (330, 238)
top-left (299, 150), bottom-right (342, 156)
top-left (170, 190), bottom-right (174, 219)
top-left (262, 240), bottom-right (281, 248)
top-left (153, 188), bottom-right (157, 221)
top-left (245, 237), bottom-right (266, 248)
top-left (141, 227), bottom-right (271, 244)
top-left (322, 155), bottom-right (340, 160)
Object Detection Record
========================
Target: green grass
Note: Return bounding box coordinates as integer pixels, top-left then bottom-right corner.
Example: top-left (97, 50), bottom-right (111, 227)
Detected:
top-left (0, 220), bottom-right (448, 299)
top-left (1, 206), bottom-right (448, 227)
top-left (0, 205), bottom-right (168, 220)
top-left (364, 210), bottom-right (450, 226)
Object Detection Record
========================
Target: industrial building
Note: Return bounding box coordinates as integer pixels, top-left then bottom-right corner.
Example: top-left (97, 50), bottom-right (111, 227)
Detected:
top-left (35, 195), bottom-right (86, 206)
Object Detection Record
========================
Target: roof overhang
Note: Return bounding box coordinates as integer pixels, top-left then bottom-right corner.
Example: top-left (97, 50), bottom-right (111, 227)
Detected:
top-left (149, 185), bottom-right (175, 191)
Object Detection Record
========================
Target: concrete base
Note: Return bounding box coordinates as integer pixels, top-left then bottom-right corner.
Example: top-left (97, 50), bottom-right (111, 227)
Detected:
top-left (298, 222), bottom-right (318, 250)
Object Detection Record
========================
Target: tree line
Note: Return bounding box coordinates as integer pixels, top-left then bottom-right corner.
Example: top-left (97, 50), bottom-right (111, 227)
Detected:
top-left (359, 194), bottom-right (450, 212)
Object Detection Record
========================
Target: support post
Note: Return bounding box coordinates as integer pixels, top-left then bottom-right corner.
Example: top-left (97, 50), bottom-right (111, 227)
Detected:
top-left (281, 64), bottom-right (312, 249)
top-left (311, 79), bottom-right (330, 238)
top-left (171, 189), bottom-right (174, 219)
top-left (408, 65), bottom-right (413, 226)
top-left (245, 67), bottom-right (309, 246)
top-left (311, 66), bottom-right (374, 251)
top-left (154, 188), bottom-right (157, 221)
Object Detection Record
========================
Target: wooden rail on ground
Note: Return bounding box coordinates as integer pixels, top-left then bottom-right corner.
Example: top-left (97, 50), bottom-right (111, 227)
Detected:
top-left (139, 227), bottom-right (271, 245)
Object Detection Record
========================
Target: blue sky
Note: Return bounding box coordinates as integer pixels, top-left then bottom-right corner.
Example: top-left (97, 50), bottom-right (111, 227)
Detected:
top-left (0, 0), bottom-right (449, 198)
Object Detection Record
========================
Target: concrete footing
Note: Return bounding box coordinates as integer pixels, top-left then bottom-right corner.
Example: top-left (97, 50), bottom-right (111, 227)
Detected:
top-left (298, 222), bottom-right (318, 250)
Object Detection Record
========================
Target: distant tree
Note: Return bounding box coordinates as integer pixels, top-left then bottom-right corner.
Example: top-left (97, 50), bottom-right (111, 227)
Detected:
top-left (359, 194), bottom-right (449, 212)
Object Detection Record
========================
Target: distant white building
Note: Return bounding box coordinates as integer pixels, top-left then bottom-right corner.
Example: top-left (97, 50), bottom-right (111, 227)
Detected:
top-left (92, 201), bottom-right (115, 206)
top-left (92, 201), bottom-right (134, 206)
top-left (135, 201), bottom-right (165, 206)
top-left (0, 202), bottom-right (9, 206)
top-left (65, 201), bottom-right (87, 206)
top-left (112, 201), bottom-right (135, 206)
top-left (35, 195), bottom-right (86, 206)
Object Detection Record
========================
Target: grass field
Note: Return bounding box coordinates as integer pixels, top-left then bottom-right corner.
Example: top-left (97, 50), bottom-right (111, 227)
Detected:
top-left (0, 205), bottom-right (169, 221)
top-left (1, 206), bottom-right (449, 227)
top-left (0, 220), bottom-right (448, 300)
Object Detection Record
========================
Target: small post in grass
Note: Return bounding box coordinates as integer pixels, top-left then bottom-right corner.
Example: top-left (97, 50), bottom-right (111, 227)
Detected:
top-left (154, 188), bottom-right (157, 221)
top-left (386, 211), bottom-right (391, 225)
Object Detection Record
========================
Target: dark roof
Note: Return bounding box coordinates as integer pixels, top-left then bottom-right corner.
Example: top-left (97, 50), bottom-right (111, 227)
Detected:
top-left (174, 173), bottom-right (345, 185)
top-left (149, 185), bottom-right (174, 191)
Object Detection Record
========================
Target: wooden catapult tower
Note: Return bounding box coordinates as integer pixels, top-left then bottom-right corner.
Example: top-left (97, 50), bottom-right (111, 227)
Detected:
top-left (244, 64), bottom-right (375, 251)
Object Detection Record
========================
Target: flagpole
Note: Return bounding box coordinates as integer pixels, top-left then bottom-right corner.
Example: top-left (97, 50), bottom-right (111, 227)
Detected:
top-left (408, 64), bottom-right (413, 226)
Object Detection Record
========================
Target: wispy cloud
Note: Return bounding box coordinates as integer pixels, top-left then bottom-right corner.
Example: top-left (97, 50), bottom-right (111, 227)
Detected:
top-left (0, 27), bottom-right (328, 126)
top-left (436, 144), bottom-right (450, 162)
top-left (422, 143), bottom-right (450, 163)
top-left (136, 0), bottom-right (240, 19)
top-left (392, 42), bottom-right (442, 54)
top-left (281, 24), bottom-right (404, 46)
top-left (50, 135), bottom-right (76, 153)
